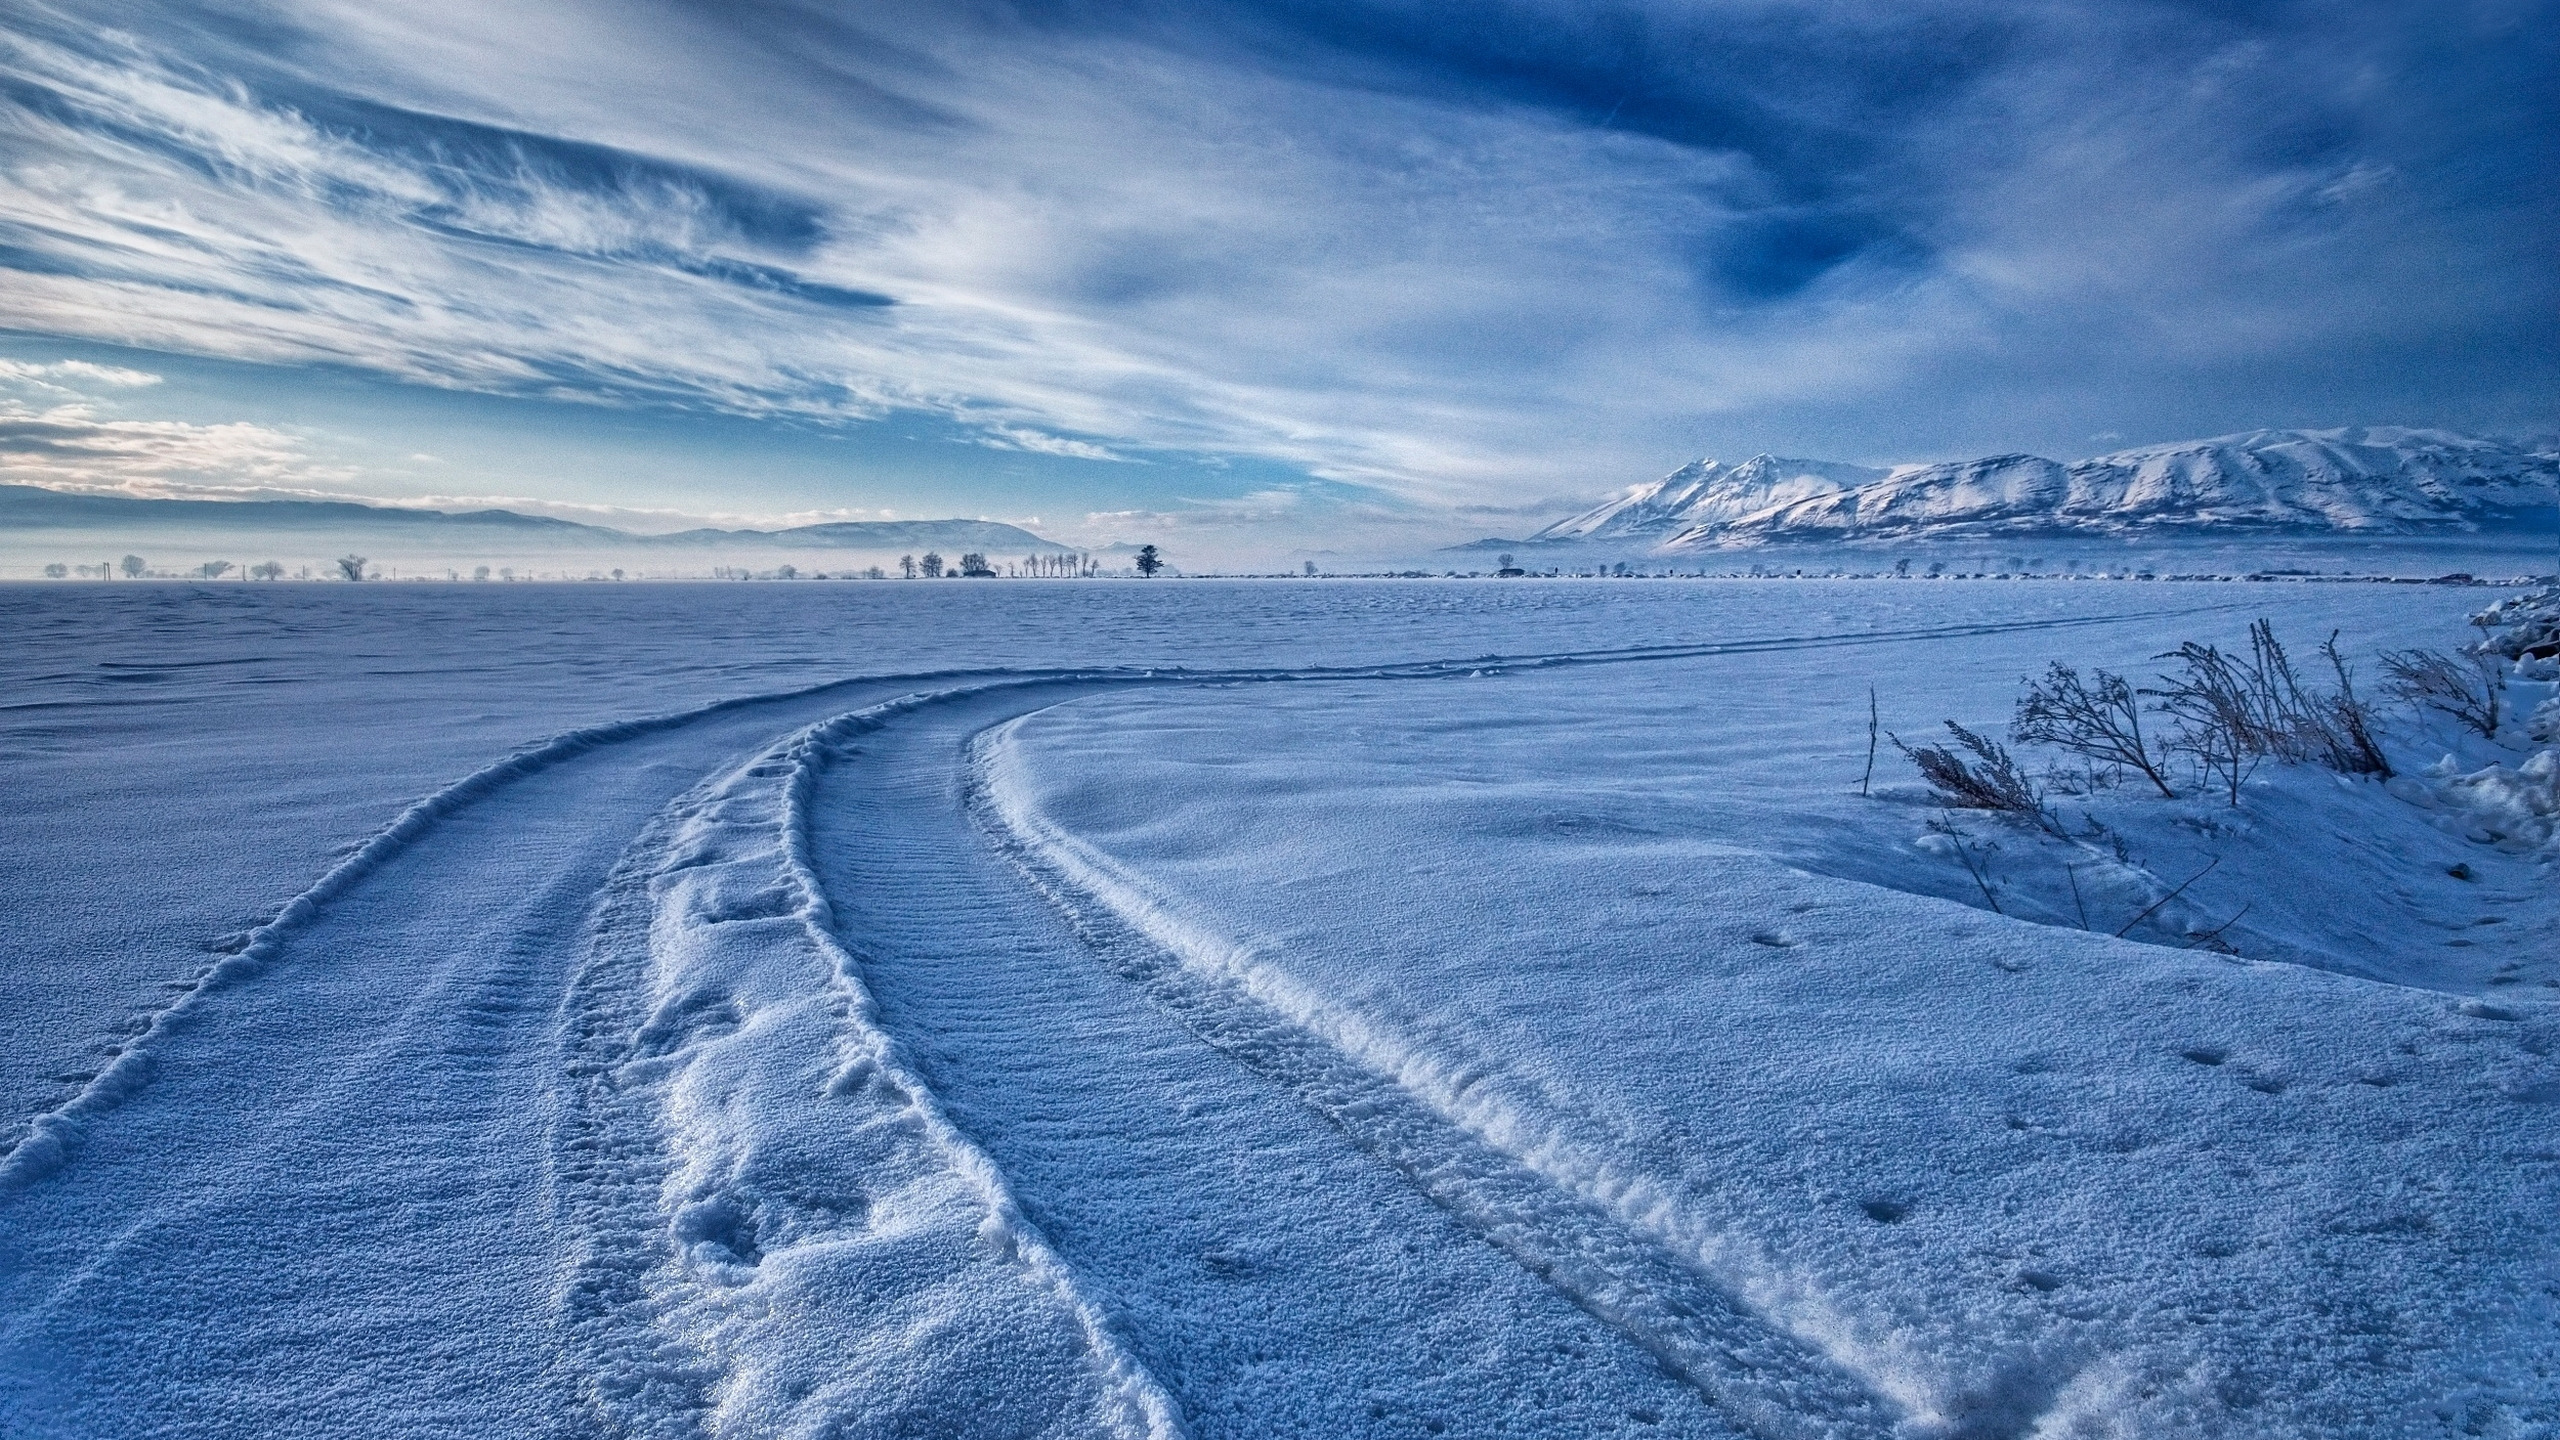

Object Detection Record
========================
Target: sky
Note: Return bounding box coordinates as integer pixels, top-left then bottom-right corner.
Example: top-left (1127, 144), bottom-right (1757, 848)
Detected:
top-left (1, 0), bottom-right (2554, 557)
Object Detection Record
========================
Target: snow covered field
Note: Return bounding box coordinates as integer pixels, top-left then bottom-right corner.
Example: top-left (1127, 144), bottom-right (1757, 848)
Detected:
top-left (0, 577), bottom-right (2550, 1438)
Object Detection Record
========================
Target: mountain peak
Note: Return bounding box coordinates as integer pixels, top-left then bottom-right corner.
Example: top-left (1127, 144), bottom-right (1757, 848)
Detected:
top-left (1529, 454), bottom-right (1891, 542)
top-left (1515, 428), bottom-right (2558, 550)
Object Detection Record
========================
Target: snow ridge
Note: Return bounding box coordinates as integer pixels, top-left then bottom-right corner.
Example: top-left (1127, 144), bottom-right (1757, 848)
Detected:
top-left (978, 722), bottom-right (2053, 1440)
top-left (1534, 456), bottom-right (1894, 542)
top-left (551, 688), bottom-right (1186, 1439)
top-left (785, 695), bottom-right (1189, 1440)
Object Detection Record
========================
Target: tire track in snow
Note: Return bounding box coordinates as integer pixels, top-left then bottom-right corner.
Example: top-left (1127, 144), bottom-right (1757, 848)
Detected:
top-left (553, 688), bottom-right (1185, 1440)
top-left (971, 684), bottom-right (2161, 1439)
top-left (5, 592), bottom-right (2224, 1187)
top-left (0, 599), bottom-right (2250, 1432)
top-left (890, 606), bottom-right (2253, 1437)
top-left (968, 712), bottom-right (1901, 1440)
top-left (0, 673), bottom-right (906, 1192)
top-left (0, 682), bottom-right (944, 1437)
top-left (800, 680), bottom-right (1775, 1438)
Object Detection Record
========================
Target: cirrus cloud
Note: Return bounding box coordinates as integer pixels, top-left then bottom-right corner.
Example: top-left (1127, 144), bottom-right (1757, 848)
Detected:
top-left (0, 0), bottom-right (2550, 517)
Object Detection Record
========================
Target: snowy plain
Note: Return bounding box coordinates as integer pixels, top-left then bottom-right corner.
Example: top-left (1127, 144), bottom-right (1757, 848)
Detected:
top-left (0, 576), bottom-right (2550, 1438)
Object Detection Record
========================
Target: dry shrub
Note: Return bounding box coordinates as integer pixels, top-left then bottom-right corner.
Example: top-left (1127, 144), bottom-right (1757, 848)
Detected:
top-left (2014, 664), bottom-right (2178, 798)
top-left (1895, 722), bottom-right (2061, 834)
top-left (2380, 647), bottom-right (2504, 738)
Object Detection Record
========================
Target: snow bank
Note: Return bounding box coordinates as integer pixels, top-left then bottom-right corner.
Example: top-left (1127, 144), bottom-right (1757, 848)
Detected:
top-left (2393, 748), bottom-right (2560, 852)
top-left (987, 619), bottom-right (2559, 1435)
top-left (2472, 586), bottom-right (2560, 662)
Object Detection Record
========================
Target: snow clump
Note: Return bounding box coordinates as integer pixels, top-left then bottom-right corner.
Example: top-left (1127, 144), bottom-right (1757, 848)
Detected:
top-left (2391, 750), bottom-right (2560, 852)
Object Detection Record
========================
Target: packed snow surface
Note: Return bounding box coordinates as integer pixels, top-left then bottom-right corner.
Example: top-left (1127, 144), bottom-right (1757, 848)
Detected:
top-left (0, 578), bottom-right (2550, 1438)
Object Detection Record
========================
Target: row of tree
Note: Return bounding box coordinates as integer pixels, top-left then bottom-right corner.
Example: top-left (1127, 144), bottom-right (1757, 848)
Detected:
top-left (895, 547), bottom-right (1160, 578)
top-left (47, 547), bottom-right (1171, 582)
top-left (42, 556), bottom-right (298, 580)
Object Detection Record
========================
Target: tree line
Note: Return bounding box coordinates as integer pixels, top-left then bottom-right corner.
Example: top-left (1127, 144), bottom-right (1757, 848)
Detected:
top-left (897, 550), bottom-right (1132, 578)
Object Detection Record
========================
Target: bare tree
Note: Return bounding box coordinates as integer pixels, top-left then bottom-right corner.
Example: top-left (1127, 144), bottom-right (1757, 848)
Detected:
top-left (250, 561), bottom-right (285, 581)
top-left (1135, 544), bottom-right (1162, 577)
top-left (199, 560), bottom-right (233, 579)
top-left (335, 554), bottom-right (369, 582)
top-left (2013, 664), bottom-right (2177, 798)
top-left (919, 552), bottom-right (944, 578)
top-left (120, 554), bottom-right (146, 578)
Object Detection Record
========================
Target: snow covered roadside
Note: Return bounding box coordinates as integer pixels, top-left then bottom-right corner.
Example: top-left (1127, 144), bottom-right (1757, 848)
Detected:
top-left (1850, 591), bottom-right (2558, 992)
top-left (980, 607), bottom-right (2558, 1435)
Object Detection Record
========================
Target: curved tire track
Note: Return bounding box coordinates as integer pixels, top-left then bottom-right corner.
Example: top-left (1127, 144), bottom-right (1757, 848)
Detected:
top-left (0, 604), bottom-right (2251, 1436)
top-left (798, 681), bottom-right (1905, 1439)
top-left (0, 680), bottom-right (932, 1437)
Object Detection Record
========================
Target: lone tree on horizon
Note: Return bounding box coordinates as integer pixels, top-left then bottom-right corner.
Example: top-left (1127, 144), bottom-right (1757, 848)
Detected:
top-left (1135, 544), bottom-right (1162, 577)
top-left (336, 555), bottom-right (369, 582)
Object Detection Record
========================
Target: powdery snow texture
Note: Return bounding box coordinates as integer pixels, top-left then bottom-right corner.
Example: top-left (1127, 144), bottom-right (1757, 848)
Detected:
top-left (0, 578), bottom-right (2549, 1438)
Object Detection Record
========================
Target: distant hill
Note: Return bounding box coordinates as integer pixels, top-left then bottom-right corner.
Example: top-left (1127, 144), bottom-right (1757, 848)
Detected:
top-left (0, 486), bottom-right (1067, 552)
top-left (0, 485), bottom-right (598, 534)
top-left (1500, 428), bottom-right (2560, 550)
top-left (654, 519), bottom-right (1060, 551)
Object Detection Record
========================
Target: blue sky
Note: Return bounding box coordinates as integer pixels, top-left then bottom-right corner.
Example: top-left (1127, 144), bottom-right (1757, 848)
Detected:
top-left (1, 0), bottom-right (2552, 554)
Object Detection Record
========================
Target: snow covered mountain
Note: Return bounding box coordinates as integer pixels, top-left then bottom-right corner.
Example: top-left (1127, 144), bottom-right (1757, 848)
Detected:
top-left (1528, 455), bottom-right (1891, 542)
top-left (1526, 428), bottom-right (2560, 550)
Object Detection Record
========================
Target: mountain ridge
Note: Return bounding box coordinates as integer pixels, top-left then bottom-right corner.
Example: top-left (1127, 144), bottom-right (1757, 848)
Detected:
top-left (1508, 427), bottom-right (2560, 551)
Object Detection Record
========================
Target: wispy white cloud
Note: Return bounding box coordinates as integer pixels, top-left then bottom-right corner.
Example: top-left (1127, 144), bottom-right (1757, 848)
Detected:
top-left (975, 426), bottom-right (1134, 463)
top-left (0, 408), bottom-right (345, 493)
top-left (0, 359), bottom-right (164, 391)
top-left (0, 0), bottom-right (2549, 522)
top-left (0, 360), bottom-right (347, 493)
top-left (0, 366), bottom-right (934, 529)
